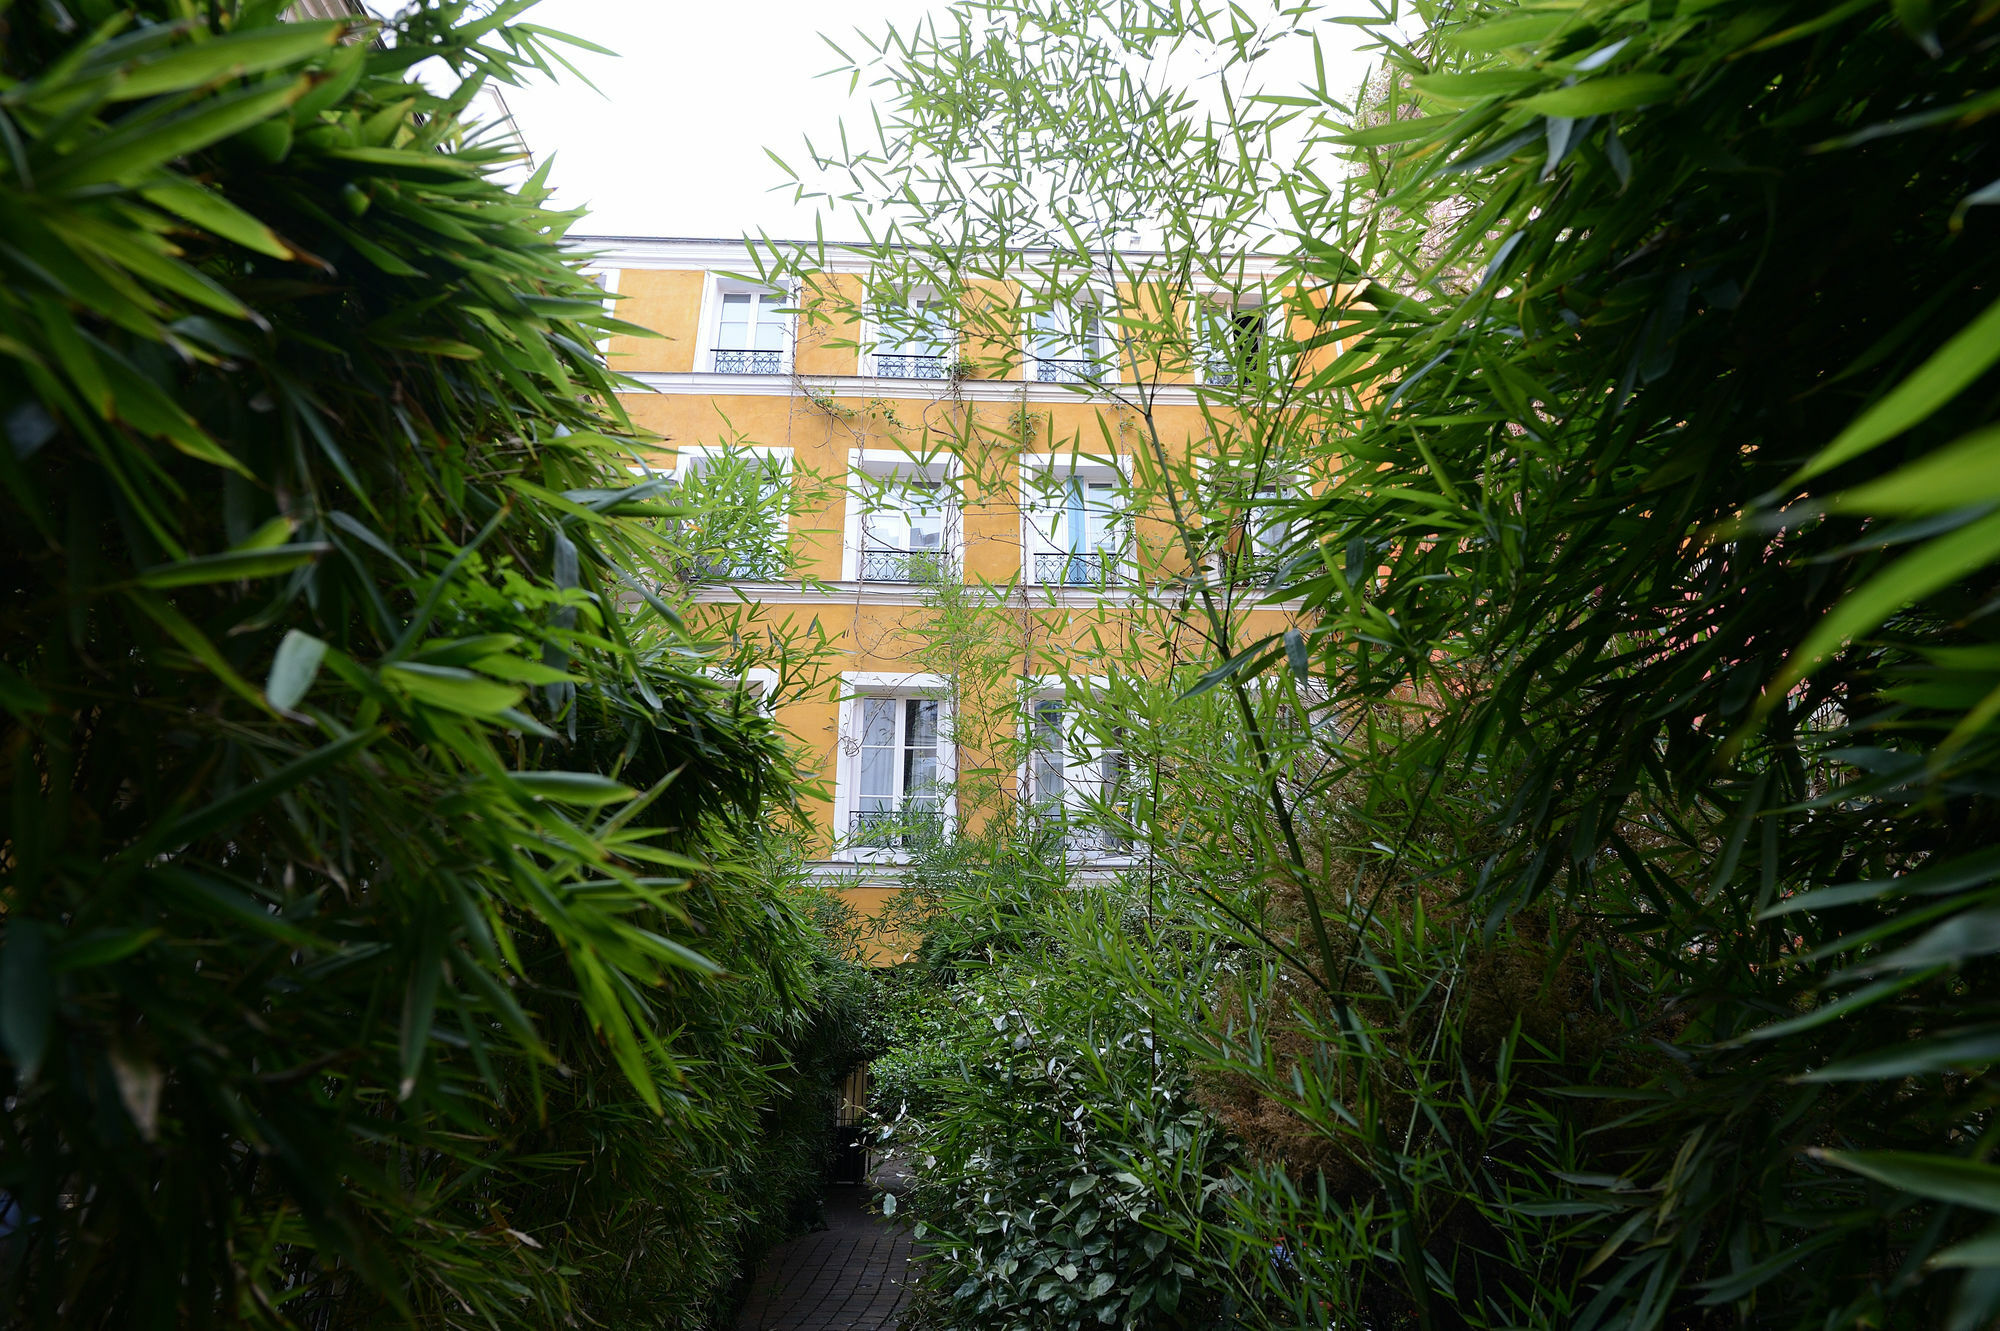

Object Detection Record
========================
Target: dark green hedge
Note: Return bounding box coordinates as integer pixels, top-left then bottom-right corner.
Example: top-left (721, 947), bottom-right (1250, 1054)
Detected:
top-left (0, 2), bottom-right (851, 1325)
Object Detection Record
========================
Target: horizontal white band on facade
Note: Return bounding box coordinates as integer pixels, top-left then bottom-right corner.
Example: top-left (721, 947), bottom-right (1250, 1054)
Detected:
top-left (567, 234), bottom-right (1288, 280)
top-left (691, 579), bottom-right (1137, 608)
top-left (803, 858), bottom-right (1134, 883)
top-left (617, 370), bottom-right (1210, 408)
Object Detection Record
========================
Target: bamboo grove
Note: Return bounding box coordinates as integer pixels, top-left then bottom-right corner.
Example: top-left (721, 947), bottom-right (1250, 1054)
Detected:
top-left (0, 2), bottom-right (869, 1327)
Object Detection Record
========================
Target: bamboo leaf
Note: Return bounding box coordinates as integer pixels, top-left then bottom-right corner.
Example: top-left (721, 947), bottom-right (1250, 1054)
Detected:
top-left (1767, 511), bottom-right (2000, 697)
top-left (1517, 75), bottom-right (1677, 118)
top-left (1817, 1151), bottom-right (2000, 1213)
top-left (1828, 425), bottom-right (2000, 515)
top-left (508, 771), bottom-right (638, 805)
top-left (0, 921), bottom-right (54, 1082)
top-left (381, 662), bottom-right (525, 716)
top-left (138, 543), bottom-right (328, 586)
top-left (266, 629), bottom-right (328, 712)
top-left (110, 22), bottom-right (343, 100)
top-left (45, 76), bottom-right (311, 189)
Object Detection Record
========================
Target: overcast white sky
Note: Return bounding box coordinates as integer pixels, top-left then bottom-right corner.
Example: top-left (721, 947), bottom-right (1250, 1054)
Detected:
top-left (498, 0), bottom-right (1387, 243)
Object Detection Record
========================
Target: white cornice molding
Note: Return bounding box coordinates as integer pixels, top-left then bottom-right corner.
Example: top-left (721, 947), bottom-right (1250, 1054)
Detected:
top-left (618, 371), bottom-right (1206, 408)
top-left (690, 579), bottom-right (1138, 609)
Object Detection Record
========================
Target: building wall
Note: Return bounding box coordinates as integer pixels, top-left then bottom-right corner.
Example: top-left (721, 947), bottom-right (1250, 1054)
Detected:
top-left (586, 238), bottom-right (1316, 950)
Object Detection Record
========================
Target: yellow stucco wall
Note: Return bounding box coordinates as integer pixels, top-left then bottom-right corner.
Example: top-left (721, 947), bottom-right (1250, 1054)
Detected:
top-left (606, 269), bottom-right (705, 373)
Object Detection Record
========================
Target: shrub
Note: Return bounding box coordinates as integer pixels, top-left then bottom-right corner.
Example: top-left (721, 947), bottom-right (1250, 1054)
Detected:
top-left (875, 843), bottom-right (1239, 1331)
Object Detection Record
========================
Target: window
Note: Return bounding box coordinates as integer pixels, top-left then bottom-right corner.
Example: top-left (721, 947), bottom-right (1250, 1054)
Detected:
top-left (859, 480), bottom-right (952, 583)
top-left (1197, 458), bottom-right (1302, 588)
top-left (710, 288), bottom-right (789, 374)
top-left (845, 451), bottom-right (960, 583)
top-left (1030, 700), bottom-right (1067, 813)
top-left (1023, 460), bottom-right (1126, 587)
top-left (1233, 483), bottom-right (1292, 583)
top-left (1027, 699), bottom-right (1129, 856)
top-left (670, 447), bottom-right (792, 584)
top-left (1028, 304), bottom-right (1107, 383)
top-left (708, 666), bottom-right (781, 717)
top-left (872, 294), bottom-right (955, 380)
top-left (1194, 295), bottom-right (1279, 387)
top-left (852, 696), bottom-right (944, 848)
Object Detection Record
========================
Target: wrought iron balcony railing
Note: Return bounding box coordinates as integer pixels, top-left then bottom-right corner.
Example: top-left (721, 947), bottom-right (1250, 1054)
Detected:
top-left (712, 348), bottom-right (782, 374)
top-left (1203, 550), bottom-right (1284, 588)
top-left (1025, 812), bottom-right (1129, 856)
top-left (849, 807), bottom-right (947, 849)
top-left (674, 549), bottom-right (789, 585)
top-left (875, 353), bottom-right (947, 379)
top-left (1202, 354), bottom-right (1284, 387)
top-left (1034, 356), bottom-right (1101, 384)
top-left (1034, 552), bottom-right (1121, 587)
top-left (859, 549), bottom-right (953, 583)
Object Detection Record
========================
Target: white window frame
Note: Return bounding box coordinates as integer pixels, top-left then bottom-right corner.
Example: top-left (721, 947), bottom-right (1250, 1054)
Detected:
top-left (1023, 289), bottom-right (1115, 384)
top-left (1019, 452), bottom-right (1132, 588)
top-left (864, 285), bottom-right (957, 380)
top-left (695, 275), bottom-right (795, 375)
top-left (1020, 678), bottom-right (1133, 862)
top-left (842, 449), bottom-right (964, 582)
top-left (1193, 454), bottom-right (1308, 586)
top-left (581, 265), bottom-right (619, 355)
top-left (673, 445), bottom-right (795, 583)
top-left (1191, 289), bottom-right (1284, 387)
top-left (832, 672), bottom-right (956, 863)
top-left (707, 666), bottom-right (782, 716)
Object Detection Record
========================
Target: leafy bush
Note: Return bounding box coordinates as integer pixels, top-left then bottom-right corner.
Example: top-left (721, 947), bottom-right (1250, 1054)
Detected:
top-left (0, 2), bottom-right (852, 1325)
top-left (875, 842), bottom-right (1239, 1331)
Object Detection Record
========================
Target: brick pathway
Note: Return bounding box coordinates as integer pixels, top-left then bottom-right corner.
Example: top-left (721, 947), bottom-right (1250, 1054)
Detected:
top-left (735, 1187), bottom-right (915, 1330)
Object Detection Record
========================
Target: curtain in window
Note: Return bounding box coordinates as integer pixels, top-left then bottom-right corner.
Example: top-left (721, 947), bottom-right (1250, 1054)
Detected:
top-left (1032, 701), bottom-right (1066, 809)
top-left (857, 697), bottom-right (896, 813)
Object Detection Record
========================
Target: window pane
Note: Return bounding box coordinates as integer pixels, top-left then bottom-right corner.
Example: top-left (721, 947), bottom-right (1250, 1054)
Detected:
top-left (754, 295), bottom-right (787, 351)
top-left (1086, 482), bottom-right (1120, 554)
top-left (1253, 486), bottom-right (1285, 555)
top-left (1032, 701), bottom-right (1065, 807)
top-left (1025, 475), bottom-right (1065, 551)
top-left (908, 512), bottom-right (943, 551)
top-left (861, 510), bottom-right (906, 551)
top-left (905, 699), bottom-right (939, 808)
top-left (858, 746), bottom-right (893, 809)
top-left (907, 483), bottom-right (944, 551)
top-left (913, 301), bottom-right (951, 357)
top-left (904, 751), bottom-right (938, 806)
top-left (1032, 309), bottom-right (1067, 360)
top-left (861, 696), bottom-right (895, 747)
top-left (906, 698), bottom-right (938, 748)
top-left (719, 292), bottom-right (749, 345)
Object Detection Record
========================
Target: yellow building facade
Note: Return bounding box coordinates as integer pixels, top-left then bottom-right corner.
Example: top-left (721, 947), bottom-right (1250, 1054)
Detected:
top-left (577, 236), bottom-right (1314, 938)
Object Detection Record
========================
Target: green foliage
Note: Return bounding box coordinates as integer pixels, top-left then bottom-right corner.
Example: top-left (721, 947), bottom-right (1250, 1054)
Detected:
top-left (872, 843), bottom-right (1238, 1331)
top-left (774, 0), bottom-right (2000, 1325)
top-left (0, 2), bottom-right (853, 1326)
top-left (664, 444), bottom-right (811, 586)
